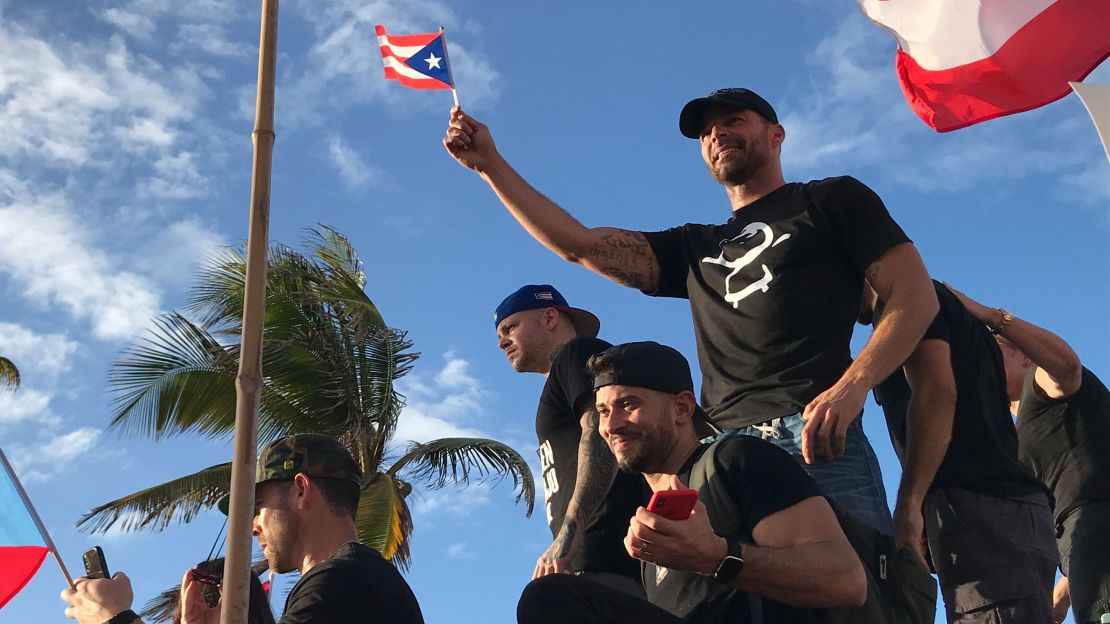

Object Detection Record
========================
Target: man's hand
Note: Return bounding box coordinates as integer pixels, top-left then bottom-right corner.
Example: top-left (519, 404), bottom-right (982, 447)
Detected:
top-left (625, 476), bottom-right (724, 574)
top-left (532, 527), bottom-right (581, 579)
top-left (1052, 576), bottom-right (1070, 624)
top-left (61, 573), bottom-right (134, 624)
top-left (892, 501), bottom-right (930, 573)
top-left (801, 379), bottom-right (868, 464)
top-left (180, 569), bottom-right (221, 624)
top-left (443, 107), bottom-right (501, 174)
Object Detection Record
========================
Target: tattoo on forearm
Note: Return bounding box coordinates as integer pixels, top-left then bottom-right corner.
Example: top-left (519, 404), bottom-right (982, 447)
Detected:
top-left (567, 421), bottom-right (619, 528)
top-left (553, 519), bottom-right (577, 559)
top-left (587, 230), bottom-right (657, 289)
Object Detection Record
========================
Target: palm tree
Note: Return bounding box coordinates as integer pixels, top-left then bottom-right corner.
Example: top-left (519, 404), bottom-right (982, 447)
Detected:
top-left (77, 226), bottom-right (534, 571)
top-left (0, 356), bottom-right (19, 390)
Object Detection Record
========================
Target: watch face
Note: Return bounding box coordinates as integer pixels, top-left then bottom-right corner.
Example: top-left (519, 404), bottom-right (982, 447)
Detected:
top-left (714, 555), bottom-right (744, 584)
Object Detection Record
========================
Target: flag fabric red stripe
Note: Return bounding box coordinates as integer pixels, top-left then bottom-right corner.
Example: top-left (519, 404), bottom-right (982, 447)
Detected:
top-left (382, 67), bottom-right (452, 90)
top-left (894, 0), bottom-right (1110, 131)
top-left (0, 545), bottom-right (48, 609)
top-left (860, 0), bottom-right (1110, 131)
top-left (373, 25), bottom-right (437, 47)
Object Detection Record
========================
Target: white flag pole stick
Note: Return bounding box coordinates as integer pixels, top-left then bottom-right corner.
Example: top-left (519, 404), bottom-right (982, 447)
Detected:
top-left (0, 446), bottom-right (75, 589)
top-left (439, 26), bottom-right (460, 107)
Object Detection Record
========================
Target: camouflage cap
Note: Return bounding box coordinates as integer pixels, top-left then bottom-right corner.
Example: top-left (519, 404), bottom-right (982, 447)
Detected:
top-left (217, 433), bottom-right (362, 515)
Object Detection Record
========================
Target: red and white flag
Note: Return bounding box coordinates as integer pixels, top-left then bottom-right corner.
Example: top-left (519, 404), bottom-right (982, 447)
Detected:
top-left (858, 0), bottom-right (1110, 132)
top-left (375, 25), bottom-right (454, 91)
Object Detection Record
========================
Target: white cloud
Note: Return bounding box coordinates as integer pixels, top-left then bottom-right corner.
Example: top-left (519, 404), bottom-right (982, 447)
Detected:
top-left (446, 542), bottom-right (469, 558)
top-left (0, 389), bottom-right (60, 428)
top-left (0, 323), bottom-right (80, 377)
top-left (326, 135), bottom-right (381, 191)
top-left (174, 22), bottom-right (253, 59)
top-left (393, 351), bottom-right (490, 444)
top-left (139, 151), bottom-right (209, 199)
top-left (0, 196), bottom-right (162, 342)
top-left (7, 427), bottom-right (102, 484)
top-left (103, 8), bottom-right (157, 39)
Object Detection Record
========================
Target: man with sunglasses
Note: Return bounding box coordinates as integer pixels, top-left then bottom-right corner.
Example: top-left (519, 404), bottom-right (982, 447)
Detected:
top-left (62, 434), bottom-right (425, 624)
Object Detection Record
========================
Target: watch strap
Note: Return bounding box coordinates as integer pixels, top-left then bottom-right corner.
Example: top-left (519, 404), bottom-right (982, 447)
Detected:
top-left (712, 539), bottom-right (745, 584)
top-left (103, 609), bottom-right (139, 624)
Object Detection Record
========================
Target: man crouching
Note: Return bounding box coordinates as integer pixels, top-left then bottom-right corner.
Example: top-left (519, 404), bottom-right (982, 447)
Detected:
top-left (517, 342), bottom-right (865, 624)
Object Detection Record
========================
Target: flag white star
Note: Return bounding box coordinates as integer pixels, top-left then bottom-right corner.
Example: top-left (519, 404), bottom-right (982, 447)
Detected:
top-left (424, 53), bottom-right (442, 70)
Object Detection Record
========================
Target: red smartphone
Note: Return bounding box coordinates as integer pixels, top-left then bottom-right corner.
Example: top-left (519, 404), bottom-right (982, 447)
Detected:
top-left (646, 489), bottom-right (698, 521)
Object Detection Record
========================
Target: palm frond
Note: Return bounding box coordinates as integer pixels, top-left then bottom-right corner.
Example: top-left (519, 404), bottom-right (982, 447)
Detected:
top-left (388, 438), bottom-right (535, 517)
top-left (76, 463), bottom-right (231, 534)
top-left (357, 472), bottom-right (413, 570)
top-left (0, 356), bottom-right (20, 389)
top-left (108, 314), bottom-right (239, 440)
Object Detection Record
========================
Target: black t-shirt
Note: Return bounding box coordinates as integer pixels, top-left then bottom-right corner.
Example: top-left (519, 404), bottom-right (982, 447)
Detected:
top-left (1017, 366), bottom-right (1110, 525)
top-left (642, 177), bottom-right (909, 428)
top-left (281, 542), bottom-right (424, 624)
top-left (536, 337), bottom-right (648, 578)
top-left (873, 281), bottom-right (1046, 498)
top-left (644, 435), bottom-right (822, 623)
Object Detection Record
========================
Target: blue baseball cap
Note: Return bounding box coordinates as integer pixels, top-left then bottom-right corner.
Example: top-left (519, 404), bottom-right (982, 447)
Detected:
top-left (494, 284), bottom-right (600, 337)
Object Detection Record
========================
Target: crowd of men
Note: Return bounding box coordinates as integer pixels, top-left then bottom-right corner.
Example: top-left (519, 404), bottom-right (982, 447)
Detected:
top-left (62, 88), bottom-right (1109, 624)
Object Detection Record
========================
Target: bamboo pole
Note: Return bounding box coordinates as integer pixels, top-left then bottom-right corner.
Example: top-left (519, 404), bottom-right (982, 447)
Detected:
top-left (221, 1), bottom-right (278, 623)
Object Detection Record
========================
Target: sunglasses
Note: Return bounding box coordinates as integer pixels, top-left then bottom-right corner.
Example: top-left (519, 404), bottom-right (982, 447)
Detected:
top-left (190, 566), bottom-right (223, 609)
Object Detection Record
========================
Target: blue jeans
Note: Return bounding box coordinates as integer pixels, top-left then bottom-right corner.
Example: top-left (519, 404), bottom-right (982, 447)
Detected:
top-left (728, 413), bottom-right (894, 536)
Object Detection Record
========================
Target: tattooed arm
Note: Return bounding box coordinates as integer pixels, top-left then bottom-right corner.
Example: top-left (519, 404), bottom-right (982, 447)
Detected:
top-left (533, 408), bottom-right (619, 578)
top-left (444, 107), bottom-right (660, 291)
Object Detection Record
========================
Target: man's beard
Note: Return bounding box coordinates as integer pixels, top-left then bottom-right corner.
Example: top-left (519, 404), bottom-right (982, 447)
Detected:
top-left (614, 419), bottom-right (672, 474)
top-left (263, 507), bottom-right (302, 574)
top-left (709, 138), bottom-right (770, 187)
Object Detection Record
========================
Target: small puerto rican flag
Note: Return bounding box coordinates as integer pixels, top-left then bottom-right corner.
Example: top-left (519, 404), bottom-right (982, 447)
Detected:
top-left (534, 291), bottom-right (555, 301)
top-left (375, 25), bottom-right (454, 90)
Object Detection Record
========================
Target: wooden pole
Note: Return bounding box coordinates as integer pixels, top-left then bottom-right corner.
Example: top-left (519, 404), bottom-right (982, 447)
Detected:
top-left (0, 446), bottom-right (74, 590)
top-left (221, 1), bottom-right (278, 623)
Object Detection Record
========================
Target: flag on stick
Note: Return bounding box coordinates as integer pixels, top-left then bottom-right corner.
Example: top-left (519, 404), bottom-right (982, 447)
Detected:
top-left (0, 446), bottom-right (69, 610)
top-left (858, 0), bottom-right (1110, 132)
top-left (375, 25), bottom-right (457, 100)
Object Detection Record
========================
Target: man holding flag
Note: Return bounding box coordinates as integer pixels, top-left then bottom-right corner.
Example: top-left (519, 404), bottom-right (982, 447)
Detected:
top-left (444, 88), bottom-right (938, 537)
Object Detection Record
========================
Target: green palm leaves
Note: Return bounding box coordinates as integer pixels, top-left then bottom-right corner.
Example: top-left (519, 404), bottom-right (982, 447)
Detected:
top-left (0, 356), bottom-right (19, 389)
top-left (80, 226), bottom-right (533, 570)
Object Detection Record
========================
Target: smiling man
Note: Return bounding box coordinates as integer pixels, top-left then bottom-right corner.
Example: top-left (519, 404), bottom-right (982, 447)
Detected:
top-left (516, 341), bottom-right (864, 624)
top-left (446, 88), bottom-right (937, 535)
top-left (62, 434), bottom-right (425, 624)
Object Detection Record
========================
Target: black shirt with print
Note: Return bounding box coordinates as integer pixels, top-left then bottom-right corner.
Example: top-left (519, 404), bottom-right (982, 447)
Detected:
top-left (644, 435), bottom-right (822, 623)
top-left (1017, 367), bottom-right (1110, 525)
top-left (535, 336), bottom-right (647, 578)
top-left (280, 542), bottom-right (424, 624)
top-left (642, 177), bottom-right (910, 429)
top-left (873, 281), bottom-right (1047, 498)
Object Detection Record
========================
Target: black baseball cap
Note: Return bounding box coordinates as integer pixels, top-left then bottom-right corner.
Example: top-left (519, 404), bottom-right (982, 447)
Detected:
top-left (592, 341), bottom-right (696, 394)
top-left (678, 88), bottom-right (779, 139)
top-left (494, 284), bottom-right (600, 338)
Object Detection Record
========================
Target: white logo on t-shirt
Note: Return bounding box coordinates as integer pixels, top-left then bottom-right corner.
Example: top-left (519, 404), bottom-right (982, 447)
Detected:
top-left (538, 439), bottom-right (559, 526)
top-left (701, 222), bottom-right (791, 308)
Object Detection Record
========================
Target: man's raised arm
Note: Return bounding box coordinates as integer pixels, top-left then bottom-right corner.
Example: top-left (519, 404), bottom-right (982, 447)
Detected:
top-left (444, 107), bottom-right (659, 291)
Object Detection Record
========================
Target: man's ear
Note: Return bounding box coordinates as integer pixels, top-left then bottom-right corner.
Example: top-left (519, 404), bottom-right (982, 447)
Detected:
top-left (541, 307), bottom-right (561, 330)
top-left (292, 473), bottom-right (311, 510)
top-left (769, 123), bottom-right (785, 151)
top-left (673, 391), bottom-right (698, 425)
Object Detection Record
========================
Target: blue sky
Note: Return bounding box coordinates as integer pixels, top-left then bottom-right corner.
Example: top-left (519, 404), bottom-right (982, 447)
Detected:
top-left (1, 1), bottom-right (1108, 623)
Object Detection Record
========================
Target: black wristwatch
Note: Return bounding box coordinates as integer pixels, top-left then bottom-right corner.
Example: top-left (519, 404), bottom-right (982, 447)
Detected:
top-left (102, 609), bottom-right (139, 624)
top-left (712, 539), bottom-right (745, 584)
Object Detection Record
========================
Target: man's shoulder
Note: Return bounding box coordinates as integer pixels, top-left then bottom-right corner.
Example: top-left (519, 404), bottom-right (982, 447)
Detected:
top-left (551, 336), bottom-right (612, 369)
top-left (800, 175), bottom-right (873, 200)
top-left (704, 434), bottom-right (800, 475)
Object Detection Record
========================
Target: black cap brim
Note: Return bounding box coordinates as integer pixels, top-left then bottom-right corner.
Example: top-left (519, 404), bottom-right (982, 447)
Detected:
top-left (678, 93), bottom-right (778, 139)
top-left (558, 307), bottom-right (601, 338)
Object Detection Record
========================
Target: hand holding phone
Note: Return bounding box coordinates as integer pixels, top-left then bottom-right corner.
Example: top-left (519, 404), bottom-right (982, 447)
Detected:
top-left (82, 546), bottom-right (110, 579)
top-left (646, 489), bottom-right (698, 521)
